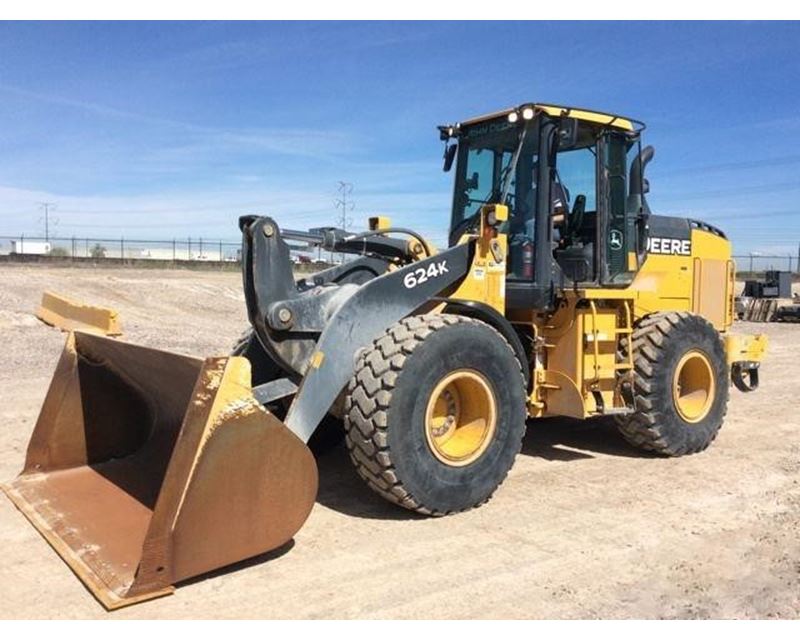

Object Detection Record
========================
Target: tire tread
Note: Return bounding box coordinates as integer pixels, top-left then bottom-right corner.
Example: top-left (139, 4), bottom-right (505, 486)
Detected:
top-left (344, 313), bottom-right (525, 515)
top-left (616, 311), bottom-right (728, 456)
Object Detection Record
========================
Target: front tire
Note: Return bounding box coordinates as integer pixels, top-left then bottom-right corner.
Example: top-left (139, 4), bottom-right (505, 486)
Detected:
top-left (231, 328), bottom-right (345, 454)
top-left (231, 328), bottom-right (283, 383)
top-left (344, 313), bottom-right (527, 515)
top-left (616, 311), bottom-right (729, 456)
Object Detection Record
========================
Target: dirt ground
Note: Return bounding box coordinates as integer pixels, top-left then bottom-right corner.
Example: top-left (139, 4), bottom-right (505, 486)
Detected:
top-left (0, 264), bottom-right (797, 619)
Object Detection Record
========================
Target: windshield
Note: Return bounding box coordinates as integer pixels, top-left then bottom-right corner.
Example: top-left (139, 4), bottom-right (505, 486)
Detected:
top-left (450, 118), bottom-right (539, 246)
top-left (451, 119), bottom-right (537, 227)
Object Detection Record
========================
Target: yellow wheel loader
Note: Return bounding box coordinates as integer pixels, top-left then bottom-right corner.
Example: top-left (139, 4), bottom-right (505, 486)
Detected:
top-left (3, 103), bottom-right (768, 608)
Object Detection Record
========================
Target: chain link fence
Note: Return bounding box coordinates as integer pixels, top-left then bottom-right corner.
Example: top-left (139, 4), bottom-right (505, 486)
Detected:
top-left (1, 234), bottom-right (797, 276)
top-left (0, 234), bottom-right (339, 272)
top-left (0, 234), bottom-right (242, 262)
top-left (733, 255), bottom-right (798, 275)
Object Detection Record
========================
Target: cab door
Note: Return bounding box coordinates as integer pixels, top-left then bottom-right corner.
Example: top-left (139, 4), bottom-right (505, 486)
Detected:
top-left (600, 132), bottom-right (639, 285)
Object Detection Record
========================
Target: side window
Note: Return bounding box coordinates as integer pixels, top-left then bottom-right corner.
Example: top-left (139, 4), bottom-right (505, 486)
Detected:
top-left (555, 147), bottom-right (597, 214)
top-left (551, 142), bottom-right (599, 284)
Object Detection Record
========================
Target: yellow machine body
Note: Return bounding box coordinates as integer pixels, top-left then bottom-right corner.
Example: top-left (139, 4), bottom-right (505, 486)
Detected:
top-left (460, 209), bottom-right (769, 420)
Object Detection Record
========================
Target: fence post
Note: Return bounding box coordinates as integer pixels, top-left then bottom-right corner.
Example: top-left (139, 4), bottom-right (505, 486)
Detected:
top-left (749, 254), bottom-right (753, 273)
top-left (219, 240), bottom-right (223, 265)
top-left (188, 237), bottom-right (191, 260)
top-left (200, 237), bottom-right (203, 260)
top-left (71, 236), bottom-right (76, 262)
top-left (121, 237), bottom-right (124, 262)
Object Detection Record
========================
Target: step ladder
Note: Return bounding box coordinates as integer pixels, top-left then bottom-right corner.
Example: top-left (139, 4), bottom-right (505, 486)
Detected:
top-left (586, 300), bottom-right (635, 416)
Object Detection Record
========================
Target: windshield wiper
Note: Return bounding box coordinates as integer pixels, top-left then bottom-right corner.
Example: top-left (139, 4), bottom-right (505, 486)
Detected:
top-left (474, 130), bottom-right (527, 207)
top-left (500, 126), bottom-right (528, 204)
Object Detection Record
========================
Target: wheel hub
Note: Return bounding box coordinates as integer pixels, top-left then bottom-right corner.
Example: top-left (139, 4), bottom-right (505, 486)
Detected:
top-left (673, 350), bottom-right (716, 423)
top-left (424, 369), bottom-right (497, 467)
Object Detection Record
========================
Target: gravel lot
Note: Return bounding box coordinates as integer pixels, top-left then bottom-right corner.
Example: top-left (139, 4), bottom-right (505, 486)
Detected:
top-left (0, 264), bottom-right (797, 619)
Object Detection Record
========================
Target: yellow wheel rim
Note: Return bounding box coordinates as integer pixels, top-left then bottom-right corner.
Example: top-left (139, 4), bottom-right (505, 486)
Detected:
top-left (673, 350), bottom-right (716, 423)
top-left (424, 369), bottom-right (497, 467)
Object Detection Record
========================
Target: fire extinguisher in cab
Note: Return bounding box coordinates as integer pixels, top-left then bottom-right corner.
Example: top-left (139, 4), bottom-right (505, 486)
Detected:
top-left (522, 239), bottom-right (534, 278)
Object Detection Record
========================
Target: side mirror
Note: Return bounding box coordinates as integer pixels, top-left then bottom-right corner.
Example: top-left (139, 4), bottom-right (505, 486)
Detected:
top-left (443, 143), bottom-right (458, 172)
top-left (557, 118), bottom-right (579, 149)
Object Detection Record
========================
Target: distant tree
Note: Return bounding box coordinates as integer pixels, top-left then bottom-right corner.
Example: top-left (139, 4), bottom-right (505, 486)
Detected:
top-left (48, 246), bottom-right (70, 258)
top-left (90, 243), bottom-right (107, 259)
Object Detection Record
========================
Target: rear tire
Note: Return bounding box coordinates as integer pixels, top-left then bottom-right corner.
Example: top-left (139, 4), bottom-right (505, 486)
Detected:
top-left (344, 313), bottom-right (527, 515)
top-left (616, 311), bottom-right (729, 456)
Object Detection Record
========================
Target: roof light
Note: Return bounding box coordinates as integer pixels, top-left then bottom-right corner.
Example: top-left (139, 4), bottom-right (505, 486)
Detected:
top-left (522, 106), bottom-right (535, 120)
top-left (507, 111), bottom-right (519, 123)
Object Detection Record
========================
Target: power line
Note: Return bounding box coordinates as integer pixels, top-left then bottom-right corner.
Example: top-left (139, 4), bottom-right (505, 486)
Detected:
top-left (650, 153), bottom-right (800, 177)
top-left (51, 204), bottom-right (338, 216)
top-left (37, 201), bottom-right (57, 242)
top-left (334, 181), bottom-right (355, 264)
top-left (334, 181), bottom-right (354, 232)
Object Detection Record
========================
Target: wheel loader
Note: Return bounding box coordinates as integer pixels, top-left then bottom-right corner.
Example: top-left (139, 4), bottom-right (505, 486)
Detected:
top-left (3, 103), bottom-right (768, 608)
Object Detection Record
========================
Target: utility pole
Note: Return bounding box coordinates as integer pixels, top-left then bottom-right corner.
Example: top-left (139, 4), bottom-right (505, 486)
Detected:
top-left (38, 202), bottom-right (57, 242)
top-left (334, 181), bottom-right (354, 264)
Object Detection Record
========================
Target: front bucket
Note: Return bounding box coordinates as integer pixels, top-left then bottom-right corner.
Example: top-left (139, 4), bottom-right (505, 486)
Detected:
top-left (2, 332), bottom-right (318, 609)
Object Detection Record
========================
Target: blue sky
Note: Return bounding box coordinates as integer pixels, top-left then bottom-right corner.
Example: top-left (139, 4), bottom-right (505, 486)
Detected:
top-left (1, 21), bottom-right (798, 254)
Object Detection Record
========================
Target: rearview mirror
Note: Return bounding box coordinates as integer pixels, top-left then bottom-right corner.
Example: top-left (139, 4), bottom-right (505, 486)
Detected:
top-left (443, 143), bottom-right (458, 172)
top-left (557, 118), bottom-right (579, 149)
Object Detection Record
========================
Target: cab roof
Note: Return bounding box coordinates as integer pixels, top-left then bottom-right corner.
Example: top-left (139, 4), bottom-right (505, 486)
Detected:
top-left (460, 103), bottom-right (642, 132)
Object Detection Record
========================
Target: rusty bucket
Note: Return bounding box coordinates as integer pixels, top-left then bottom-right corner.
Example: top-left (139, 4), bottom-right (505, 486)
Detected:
top-left (2, 332), bottom-right (318, 609)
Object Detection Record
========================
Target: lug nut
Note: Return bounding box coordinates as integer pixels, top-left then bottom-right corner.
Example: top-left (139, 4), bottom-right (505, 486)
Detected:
top-left (278, 308), bottom-right (292, 324)
top-left (263, 223), bottom-right (275, 237)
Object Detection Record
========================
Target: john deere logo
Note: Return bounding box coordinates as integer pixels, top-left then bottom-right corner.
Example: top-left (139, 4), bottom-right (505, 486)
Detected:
top-left (609, 230), bottom-right (623, 251)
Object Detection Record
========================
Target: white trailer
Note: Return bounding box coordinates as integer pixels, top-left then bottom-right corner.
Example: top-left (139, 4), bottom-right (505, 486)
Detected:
top-left (11, 240), bottom-right (51, 255)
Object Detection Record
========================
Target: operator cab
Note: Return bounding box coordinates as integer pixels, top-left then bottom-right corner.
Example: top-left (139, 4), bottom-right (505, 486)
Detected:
top-left (441, 103), bottom-right (651, 310)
